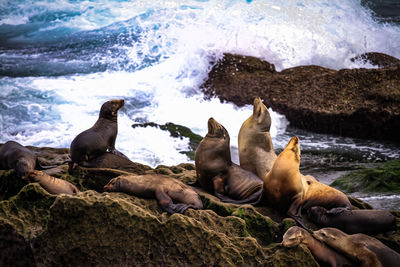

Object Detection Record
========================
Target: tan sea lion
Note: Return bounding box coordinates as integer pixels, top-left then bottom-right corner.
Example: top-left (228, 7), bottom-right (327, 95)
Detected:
top-left (238, 97), bottom-right (277, 178)
top-left (263, 136), bottom-right (351, 228)
top-left (313, 227), bottom-right (400, 267)
top-left (308, 206), bottom-right (396, 234)
top-left (282, 226), bottom-right (355, 267)
top-left (104, 174), bottom-right (203, 214)
top-left (69, 99), bottom-right (128, 170)
top-left (0, 141), bottom-right (55, 178)
top-left (193, 118), bottom-right (263, 204)
top-left (26, 170), bottom-right (79, 195)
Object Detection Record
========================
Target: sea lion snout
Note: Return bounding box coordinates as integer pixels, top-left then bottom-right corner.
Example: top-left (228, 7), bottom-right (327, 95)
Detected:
top-left (104, 178), bottom-right (120, 191)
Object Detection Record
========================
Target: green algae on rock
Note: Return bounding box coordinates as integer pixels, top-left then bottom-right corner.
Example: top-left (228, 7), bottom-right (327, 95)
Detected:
top-left (332, 160), bottom-right (400, 193)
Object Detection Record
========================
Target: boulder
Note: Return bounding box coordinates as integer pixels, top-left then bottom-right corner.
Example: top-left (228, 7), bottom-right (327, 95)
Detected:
top-left (201, 53), bottom-right (400, 142)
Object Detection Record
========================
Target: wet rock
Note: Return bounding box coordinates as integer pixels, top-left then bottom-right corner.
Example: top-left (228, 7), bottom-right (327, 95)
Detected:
top-left (332, 160), bottom-right (400, 194)
top-left (0, 146), bottom-right (399, 265)
top-left (351, 52), bottom-right (400, 68)
top-left (201, 53), bottom-right (400, 142)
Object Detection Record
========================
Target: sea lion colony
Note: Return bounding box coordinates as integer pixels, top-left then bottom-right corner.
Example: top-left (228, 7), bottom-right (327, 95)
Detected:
top-left (1, 98), bottom-right (398, 264)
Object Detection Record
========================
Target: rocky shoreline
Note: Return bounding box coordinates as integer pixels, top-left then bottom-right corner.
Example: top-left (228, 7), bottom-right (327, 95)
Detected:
top-left (201, 52), bottom-right (400, 142)
top-left (1, 145), bottom-right (399, 266)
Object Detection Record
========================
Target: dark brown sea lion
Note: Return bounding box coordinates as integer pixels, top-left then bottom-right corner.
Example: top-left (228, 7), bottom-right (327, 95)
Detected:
top-left (238, 97), bottom-right (277, 179)
top-left (26, 170), bottom-right (79, 195)
top-left (104, 174), bottom-right (203, 214)
top-left (282, 226), bottom-right (355, 267)
top-left (313, 227), bottom-right (400, 267)
top-left (70, 99), bottom-right (127, 170)
top-left (194, 118), bottom-right (263, 204)
top-left (263, 136), bottom-right (351, 228)
top-left (0, 141), bottom-right (55, 178)
top-left (307, 206), bottom-right (396, 234)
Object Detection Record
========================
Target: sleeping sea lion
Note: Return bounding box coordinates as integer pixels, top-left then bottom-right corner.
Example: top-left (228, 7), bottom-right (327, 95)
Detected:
top-left (313, 227), bottom-right (400, 267)
top-left (26, 170), bottom-right (79, 195)
top-left (263, 136), bottom-right (351, 228)
top-left (104, 174), bottom-right (203, 214)
top-left (307, 206), bottom-right (396, 234)
top-left (282, 226), bottom-right (355, 267)
top-left (238, 97), bottom-right (277, 178)
top-left (194, 118), bottom-right (263, 204)
top-left (0, 141), bottom-right (54, 178)
top-left (70, 99), bottom-right (127, 170)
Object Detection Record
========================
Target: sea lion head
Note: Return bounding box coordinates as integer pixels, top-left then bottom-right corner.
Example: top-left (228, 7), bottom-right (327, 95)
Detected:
top-left (282, 226), bottom-right (307, 247)
top-left (281, 136), bottom-right (301, 163)
top-left (252, 97), bottom-right (271, 131)
top-left (104, 177), bottom-right (121, 192)
top-left (307, 206), bottom-right (327, 223)
top-left (99, 99), bottom-right (125, 121)
top-left (16, 160), bottom-right (31, 179)
top-left (313, 228), bottom-right (345, 244)
top-left (25, 170), bottom-right (43, 182)
top-left (206, 117), bottom-right (229, 141)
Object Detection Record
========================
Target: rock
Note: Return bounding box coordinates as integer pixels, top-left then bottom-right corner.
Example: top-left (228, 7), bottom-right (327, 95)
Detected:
top-left (332, 160), bottom-right (400, 194)
top-left (201, 53), bottom-right (400, 142)
top-left (351, 52), bottom-right (400, 68)
top-left (0, 145), bottom-right (399, 265)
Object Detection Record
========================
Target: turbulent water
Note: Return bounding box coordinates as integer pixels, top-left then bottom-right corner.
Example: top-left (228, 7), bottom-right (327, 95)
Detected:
top-left (1, 0), bottom-right (399, 175)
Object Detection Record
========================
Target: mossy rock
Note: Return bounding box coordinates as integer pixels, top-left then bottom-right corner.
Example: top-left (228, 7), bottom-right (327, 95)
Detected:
top-left (0, 170), bottom-right (28, 201)
top-left (332, 160), bottom-right (400, 193)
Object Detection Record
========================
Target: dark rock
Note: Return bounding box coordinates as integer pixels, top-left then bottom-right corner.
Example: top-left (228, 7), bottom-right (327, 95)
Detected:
top-left (201, 53), bottom-right (400, 142)
top-left (351, 52), bottom-right (400, 68)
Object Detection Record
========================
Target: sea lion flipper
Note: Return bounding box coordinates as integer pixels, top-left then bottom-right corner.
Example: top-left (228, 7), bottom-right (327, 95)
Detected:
top-left (109, 149), bottom-right (130, 160)
top-left (155, 189), bottom-right (189, 214)
top-left (215, 189), bottom-right (263, 205)
top-left (326, 207), bottom-right (349, 215)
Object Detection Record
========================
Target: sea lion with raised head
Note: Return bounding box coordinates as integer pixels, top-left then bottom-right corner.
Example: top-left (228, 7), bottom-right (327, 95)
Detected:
top-left (70, 99), bottom-right (127, 170)
top-left (282, 226), bottom-right (355, 267)
top-left (26, 170), bottom-right (79, 195)
top-left (314, 227), bottom-right (400, 267)
top-left (308, 206), bottom-right (396, 234)
top-left (0, 141), bottom-right (55, 178)
top-left (104, 174), bottom-right (203, 214)
top-left (194, 118), bottom-right (263, 204)
top-left (263, 136), bottom-right (351, 228)
top-left (238, 97), bottom-right (277, 178)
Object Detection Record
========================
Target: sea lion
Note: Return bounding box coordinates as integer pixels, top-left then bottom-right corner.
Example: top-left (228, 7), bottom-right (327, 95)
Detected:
top-left (282, 226), bottom-right (355, 267)
top-left (238, 97), bottom-right (277, 178)
top-left (26, 170), bottom-right (79, 195)
top-left (104, 174), bottom-right (203, 214)
top-left (194, 118), bottom-right (263, 204)
top-left (313, 227), bottom-right (400, 267)
top-left (307, 206), bottom-right (396, 234)
top-left (70, 99), bottom-right (127, 169)
top-left (263, 136), bottom-right (351, 228)
top-left (0, 141), bottom-right (55, 178)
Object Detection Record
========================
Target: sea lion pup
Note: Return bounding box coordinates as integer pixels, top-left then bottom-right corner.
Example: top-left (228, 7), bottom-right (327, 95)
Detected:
top-left (263, 137), bottom-right (351, 229)
top-left (0, 141), bottom-right (55, 178)
top-left (104, 174), bottom-right (203, 214)
top-left (238, 97), bottom-right (277, 178)
top-left (282, 226), bottom-right (355, 267)
top-left (314, 227), bottom-right (400, 267)
top-left (307, 206), bottom-right (396, 234)
top-left (193, 118), bottom-right (263, 204)
top-left (26, 170), bottom-right (79, 195)
top-left (70, 99), bottom-right (128, 169)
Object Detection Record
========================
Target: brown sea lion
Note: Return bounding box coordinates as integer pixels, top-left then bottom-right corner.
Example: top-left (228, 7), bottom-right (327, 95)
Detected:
top-left (307, 206), bottom-right (396, 234)
top-left (0, 141), bottom-right (55, 178)
top-left (282, 226), bottom-right (355, 267)
top-left (194, 118), bottom-right (263, 204)
top-left (26, 170), bottom-right (79, 195)
top-left (238, 97), bottom-right (277, 179)
top-left (104, 174), bottom-right (203, 214)
top-left (263, 137), bottom-right (351, 228)
top-left (313, 227), bottom-right (400, 267)
top-left (69, 99), bottom-right (127, 170)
